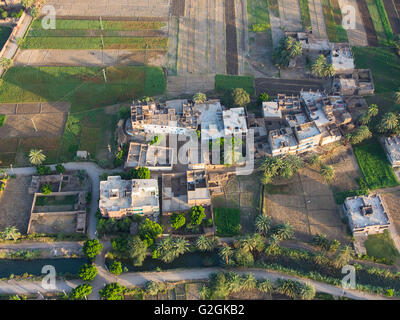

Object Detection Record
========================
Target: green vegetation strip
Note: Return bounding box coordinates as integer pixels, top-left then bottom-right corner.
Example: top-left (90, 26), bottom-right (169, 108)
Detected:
top-left (21, 37), bottom-right (168, 50)
top-left (353, 139), bottom-right (399, 190)
top-left (299, 0), bottom-right (312, 30)
top-left (352, 46), bottom-right (400, 94)
top-left (365, 230), bottom-right (400, 263)
top-left (30, 19), bottom-right (164, 30)
top-left (247, 0), bottom-right (271, 32)
top-left (214, 207), bottom-right (241, 236)
top-left (321, 0), bottom-right (348, 42)
top-left (375, 0), bottom-right (394, 42)
top-left (365, 0), bottom-right (389, 45)
top-left (215, 74), bottom-right (255, 95)
top-left (0, 114), bottom-right (5, 127)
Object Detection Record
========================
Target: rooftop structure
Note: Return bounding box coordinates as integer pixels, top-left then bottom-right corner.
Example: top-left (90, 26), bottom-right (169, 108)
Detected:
top-left (333, 69), bottom-right (375, 96)
top-left (294, 121), bottom-right (321, 143)
top-left (99, 176), bottom-right (159, 218)
top-left (277, 94), bottom-right (302, 114)
top-left (285, 31), bottom-right (331, 52)
top-left (223, 107), bottom-right (248, 136)
top-left (187, 170), bottom-right (211, 206)
top-left (383, 135), bottom-right (400, 167)
top-left (300, 90), bottom-right (334, 127)
top-left (268, 127), bottom-right (298, 156)
top-left (343, 195), bottom-right (390, 235)
top-left (125, 142), bottom-right (174, 171)
top-left (262, 101), bottom-right (282, 120)
top-left (329, 43), bottom-right (354, 73)
top-left (131, 99), bottom-right (197, 136)
top-left (193, 100), bottom-right (224, 140)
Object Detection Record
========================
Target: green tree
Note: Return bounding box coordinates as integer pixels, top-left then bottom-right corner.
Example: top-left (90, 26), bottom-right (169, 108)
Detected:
top-left (219, 245), bottom-right (233, 265)
top-left (320, 164), bottom-right (335, 182)
top-left (322, 63), bottom-right (335, 78)
top-left (29, 149), bottom-right (46, 166)
top-left (127, 235), bottom-right (148, 266)
top-left (0, 57), bottom-right (13, 71)
top-left (109, 261), bottom-right (123, 276)
top-left (55, 164), bottom-right (66, 174)
top-left (333, 245), bottom-right (353, 268)
top-left (138, 218), bottom-right (163, 247)
top-left (367, 104), bottom-right (379, 118)
top-left (231, 88), bottom-right (250, 108)
top-left (258, 93), bottom-right (270, 102)
top-left (379, 112), bottom-right (399, 133)
top-left (265, 234), bottom-right (281, 255)
top-left (145, 281), bottom-right (166, 296)
top-left (193, 92), bottom-right (207, 104)
top-left (82, 239), bottom-right (103, 259)
top-left (257, 279), bottom-right (273, 293)
top-left (311, 55), bottom-right (326, 77)
top-left (273, 222), bottom-right (294, 240)
top-left (128, 167), bottom-right (150, 179)
top-left (255, 214), bottom-right (272, 237)
top-left (21, 0), bottom-right (35, 8)
top-left (290, 41), bottom-right (303, 58)
top-left (240, 273), bottom-right (257, 290)
top-left (78, 263), bottom-right (98, 281)
top-left (170, 212), bottom-right (186, 230)
top-left (189, 206), bottom-right (206, 226)
top-left (41, 183), bottom-right (52, 195)
top-left (233, 247), bottom-right (254, 266)
top-left (99, 283), bottom-right (126, 300)
top-left (350, 125), bottom-right (372, 144)
top-left (198, 284), bottom-right (209, 300)
top-left (70, 284), bottom-right (92, 300)
top-left (195, 235), bottom-right (215, 252)
top-left (393, 91), bottom-right (400, 105)
top-left (154, 237), bottom-right (190, 263)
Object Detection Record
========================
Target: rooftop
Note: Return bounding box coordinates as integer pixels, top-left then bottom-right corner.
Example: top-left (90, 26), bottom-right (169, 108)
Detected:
top-left (223, 107), bottom-right (248, 136)
top-left (344, 195), bottom-right (390, 230)
top-left (262, 101), bottom-right (282, 119)
top-left (126, 142), bottom-right (174, 169)
top-left (193, 100), bottom-right (224, 140)
top-left (269, 127), bottom-right (298, 150)
top-left (330, 43), bottom-right (355, 72)
top-left (300, 91), bottom-right (331, 127)
top-left (295, 121), bottom-right (321, 141)
top-left (384, 135), bottom-right (400, 163)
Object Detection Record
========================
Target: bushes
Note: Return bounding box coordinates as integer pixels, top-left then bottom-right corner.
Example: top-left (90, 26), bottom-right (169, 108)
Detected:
top-left (251, 23), bottom-right (270, 32)
top-left (138, 218), bottom-right (163, 247)
top-left (109, 261), bottom-right (123, 275)
top-left (96, 212), bottom-right (132, 237)
top-left (189, 206), bottom-right (206, 226)
top-left (70, 284), bottom-right (92, 300)
top-left (40, 184), bottom-right (52, 195)
top-left (99, 283), bottom-right (126, 300)
top-left (170, 213), bottom-right (186, 230)
top-left (36, 165), bottom-right (51, 175)
top-left (82, 239), bottom-right (103, 259)
top-left (145, 281), bottom-right (166, 296)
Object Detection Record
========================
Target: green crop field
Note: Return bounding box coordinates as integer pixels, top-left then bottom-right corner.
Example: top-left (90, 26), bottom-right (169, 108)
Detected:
top-left (365, 230), bottom-right (399, 263)
top-left (365, 0), bottom-right (389, 45)
top-left (352, 46), bottom-right (400, 94)
top-left (214, 207), bottom-right (241, 236)
top-left (353, 139), bottom-right (399, 190)
top-left (215, 74), bottom-right (255, 95)
top-left (247, 0), bottom-right (271, 32)
top-left (299, 0), bottom-right (312, 30)
top-left (321, 0), bottom-right (348, 42)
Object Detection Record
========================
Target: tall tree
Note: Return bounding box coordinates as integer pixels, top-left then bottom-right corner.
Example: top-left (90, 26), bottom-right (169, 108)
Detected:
top-left (29, 149), bottom-right (46, 166)
top-left (219, 245), bottom-right (233, 265)
top-left (193, 92), bottom-right (207, 104)
top-left (255, 214), bottom-right (272, 237)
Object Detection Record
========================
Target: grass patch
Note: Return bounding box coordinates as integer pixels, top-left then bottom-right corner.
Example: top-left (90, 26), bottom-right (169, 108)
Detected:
top-left (365, 0), bottom-right (389, 45)
top-left (215, 74), bottom-right (255, 95)
top-left (299, 0), bottom-right (312, 30)
top-left (30, 19), bottom-right (164, 30)
top-left (365, 230), bottom-right (400, 262)
top-left (0, 66), bottom-right (165, 112)
top-left (214, 207), bottom-right (241, 236)
top-left (375, 0), bottom-right (394, 42)
top-left (36, 195), bottom-right (78, 207)
top-left (21, 37), bottom-right (168, 50)
top-left (353, 138), bottom-right (399, 190)
top-left (321, 0), bottom-right (348, 42)
top-left (353, 46), bottom-right (400, 94)
top-left (0, 114), bottom-right (5, 127)
top-left (0, 26), bottom-right (11, 50)
top-left (247, 0), bottom-right (271, 32)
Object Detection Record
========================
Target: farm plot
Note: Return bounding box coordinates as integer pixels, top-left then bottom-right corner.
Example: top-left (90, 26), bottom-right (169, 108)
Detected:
top-left (225, 0), bottom-right (239, 75)
top-left (365, 0), bottom-right (390, 45)
top-left (338, 0), bottom-right (368, 46)
top-left (177, 0), bottom-right (226, 75)
top-left (356, 0), bottom-right (379, 46)
top-left (278, 0), bottom-right (303, 31)
top-left (321, 0), bottom-right (348, 42)
top-left (264, 168), bottom-right (349, 242)
top-left (382, 0), bottom-right (400, 34)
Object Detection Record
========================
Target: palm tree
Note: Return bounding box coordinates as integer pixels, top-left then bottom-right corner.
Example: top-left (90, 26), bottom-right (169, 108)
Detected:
top-left (379, 112), bottom-right (399, 133)
top-left (367, 104), bottom-right (379, 118)
top-left (193, 92), bottom-right (207, 104)
top-left (198, 285), bottom-right (208, 300)
top-left (219, 245), bottom-right (233, 265)
top-left (274, 222), bottom-right (294, 240)
top-left (226, 272), bottom-right (242, 292)
top-left (174, 237), bottom-right (190, 255)
top-left (255, 214), bottom-right (272, 237)
top-left (257, 279), bottom-right (273, 293)
top-left (358, 112), bottom-right (371, 125)
top-left (195, 235), bottom-right (214, 252)
top-left (393, 91), bottom-right (400, 105)
top-left (320, 164), bottom-right (335, 182)
top-left (333, 245), bottom-right (353, 268)
top-left (237, 234), bottom-right (264, 253)
top-left (265, 234), bottom-right (281, 255)
top-left (322, 64), bottom-right (335, 78)
top-left (290, 41), bottom-right (302, 58)
top-left (1, 226), bottom-right (20, 241)
top-left (311, 55), bottom-right (326, 77)
top-left (308, 154), bottom-right (322, 167)
top-left (29, 149), bottom-right (46, 166)
top-left (299, 284), bottom-right (316, 300)
top-left (240, 273), bottom-right (257, 290)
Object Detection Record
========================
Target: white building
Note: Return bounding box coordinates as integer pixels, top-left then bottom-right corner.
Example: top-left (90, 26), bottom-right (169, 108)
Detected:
top-left (343, 194), bottom-right (390, 235)
top-left (99, 176), bottom-right (159, 219)
top-left (330, 43), bottom-right (355, 73)
top-left (262, 101), bottom-right (282, 120)
top-left (223, 107), bottom-right (248, 136)
top-left (383, 135), bottom-right (400, 167)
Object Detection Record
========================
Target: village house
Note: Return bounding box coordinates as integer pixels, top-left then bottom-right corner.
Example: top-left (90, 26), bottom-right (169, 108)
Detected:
top-left (383, 135), bottom-right (400, 167)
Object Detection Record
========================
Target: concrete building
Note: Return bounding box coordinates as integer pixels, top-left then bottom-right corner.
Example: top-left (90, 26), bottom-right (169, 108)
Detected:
top-left (187, 170), bottom-right (211, 207)
top-left (262, 101), bottom-right (282, 120)
top-left (329, 43), bottom-right (355, 73)
top-left (333, 69), bottom-right (375, 96)
top-left (277, 94), bottom-right (302, 114)
top-left (223, 107), bottom-right (248, 136)
top-left (99, 176), bottom-right (159, 218)
top-left (285, 31), bottom-right (331, 54)
top-left (293, 121), bottom-right (322, 153)
top-left (125, 142), bottom-right (174, 171)
top-left (268, 127), bottom-right (299, 156)
top-left (383, 135), bottom-right (400, 167)
top-left (343, 195), bottom-right (390, 235)
top-left (193, 100), bottom-right (225, 140)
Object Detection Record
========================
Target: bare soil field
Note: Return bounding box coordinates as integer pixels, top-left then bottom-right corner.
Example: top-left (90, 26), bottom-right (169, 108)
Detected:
top-left (171, 0), bottom-right (186, 17)
top-left (15, 49), bottom-right (167, 67)
top-left (381, 192), bottom-right (400, 237)
top-left (0, 176), bottom-right (33, 233)
top-left (46, 0), bottom-right (171, 18)
top-left (338, 0), bottom-right (369, 46)
top-left (279, 0), bottom-right (303, 31)
top-left (177, 0), bottom-right (226, 75)
top-left (356, 0), bottom-right (379, 46)
top-left (225, 0), bottom-right (239, 75)
top-left (166, 74), bottom-right (215, 97)
top-left (29, 215), bottom-right (77, 234)
top-left (264, 167), bottom-right (349, 242)
top-left (309, 0), bottom-right (329, 39)
top-left (383, 0), bottom-right (400, 34)
top-left (255, 78), bottom-right (327, 96)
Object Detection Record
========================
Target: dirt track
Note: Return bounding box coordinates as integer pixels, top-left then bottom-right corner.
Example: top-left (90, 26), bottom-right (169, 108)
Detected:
top-left (356, 0), bottom-right (379, 46)
top-left (225, 0), bottom-right (238, 75)
top-left (255, 78), bottom-right (328, 96)
top-left (383, 0), bottom-right (400, 34)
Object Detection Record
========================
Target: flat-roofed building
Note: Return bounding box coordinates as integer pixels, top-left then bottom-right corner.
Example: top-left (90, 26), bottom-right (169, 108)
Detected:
top-left (293, 121), bottom-right (322, 152)
top-left (268, 127), bottom-right (298, 156)
top-left (262, 101), bottom-right (282, 120)
top-left (223, 107), bottom-right (248, 136)
top-left (330, 43), bottom-right (355, 73)
top-left (193, 100), bottom-right (225, 141)
top-left (125, 142), bottom-right (174, 171)
top-left (383, 135), bottom-right (400, 167)
top-left (99, 176), bottom-right (159, 218)
top-left (187, 170), bottom-right (211, 207)
top-left (277, 94), bottom-right (302, 114)
top-left (343, 194), bottom-right (390, 235)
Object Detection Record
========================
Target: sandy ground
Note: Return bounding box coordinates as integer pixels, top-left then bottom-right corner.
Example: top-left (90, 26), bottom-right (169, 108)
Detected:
top-left (45, 0), bottom-right (171, 18)
top-left (338, 0), bottom-right (368, 46)
top-left (166, 74), bottom-right (215, 97)
top-left (278, 0), bottom-right (303, 32)
top-left (0, 176), bottom-right (33, 233)
top-left (15, 49), bottom-right (167, 67)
